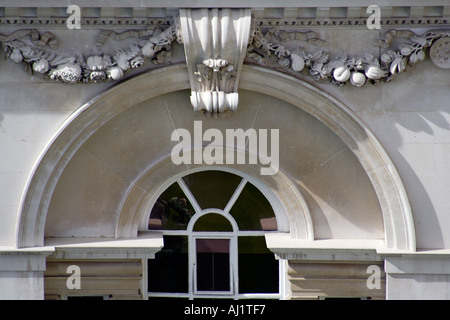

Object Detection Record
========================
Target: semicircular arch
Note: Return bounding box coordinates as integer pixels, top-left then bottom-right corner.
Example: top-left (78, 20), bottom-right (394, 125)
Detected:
top-left (16, 64), bottom-right (415, 251)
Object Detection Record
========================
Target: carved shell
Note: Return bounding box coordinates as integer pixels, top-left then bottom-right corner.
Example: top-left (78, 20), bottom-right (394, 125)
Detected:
top-left (333, 66), bottom-right (351, 82)
top-left (32, 59), bottom-right (49, 73)
top-left (290, 53), bottom-right (305, 72)
top-left (350, 72), bottom-right (367, 87)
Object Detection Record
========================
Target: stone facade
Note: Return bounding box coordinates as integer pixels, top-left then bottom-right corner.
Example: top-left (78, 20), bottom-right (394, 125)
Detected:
top-left (0, 1), bottom-right (450, 300)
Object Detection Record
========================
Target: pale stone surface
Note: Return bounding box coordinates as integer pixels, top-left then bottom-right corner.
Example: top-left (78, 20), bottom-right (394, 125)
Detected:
top-left (0, 248), bottom-right (53, 299)
top-left (81, 95), bottom-right (179, 180)
top-left (0, 271), bottom-right (44, 299)
top-left (42, 87), bottom-right (384, 241)
top-left (321, 57), bottom-right (450, 249)
top-left (297, 148), bottom-right (384, 239)
top-left (0, 6), bottom-right (449, 299)
top-left (44, 233), bottom-right (163, 259)
top-left (385, 255), bottom-right (450, 299)
top-left (45, 148), bottom-right (131, 238)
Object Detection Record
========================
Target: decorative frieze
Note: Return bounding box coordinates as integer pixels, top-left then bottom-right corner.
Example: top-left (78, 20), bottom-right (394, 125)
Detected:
top-left (246, 27), bottom-right (450, 87)
top-left (0, 16), bottom-right (449, 94)
top-left (0, 24), bottom-right (181, 83)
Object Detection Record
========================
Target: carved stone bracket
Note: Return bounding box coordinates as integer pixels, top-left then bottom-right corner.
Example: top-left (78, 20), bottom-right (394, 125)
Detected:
top-left (179, 8), bottom-right (251, 114)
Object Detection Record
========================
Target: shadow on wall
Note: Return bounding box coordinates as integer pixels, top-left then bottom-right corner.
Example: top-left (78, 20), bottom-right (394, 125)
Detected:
top-left (380, 111), bottom-right (449, 249)
top-left (318, 58), bottom-right (450, 249)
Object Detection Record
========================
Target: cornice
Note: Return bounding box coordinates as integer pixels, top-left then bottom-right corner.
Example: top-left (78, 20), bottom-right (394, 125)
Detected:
top-left (0, 6), bottom-right (449, 28)
top-left (0, 1), bottom-right (449, 8)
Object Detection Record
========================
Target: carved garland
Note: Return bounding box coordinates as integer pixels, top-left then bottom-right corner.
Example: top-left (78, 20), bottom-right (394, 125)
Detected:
top-left (246, 28), bottom-right (450, 87)
top-left (0, 25), bottom-right (449, 87)
top-left (0, 25), bottom-right (182, 84)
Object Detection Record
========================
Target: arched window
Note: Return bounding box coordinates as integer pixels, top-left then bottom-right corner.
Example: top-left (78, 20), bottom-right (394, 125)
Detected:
top-left (146, 170), bottom-right (281, 299)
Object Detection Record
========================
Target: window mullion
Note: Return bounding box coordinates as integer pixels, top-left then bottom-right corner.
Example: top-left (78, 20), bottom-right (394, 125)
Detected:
top-left (177, 177), bottom-right (202, 213)
top-left (224, 178), bottom-right (247, 213)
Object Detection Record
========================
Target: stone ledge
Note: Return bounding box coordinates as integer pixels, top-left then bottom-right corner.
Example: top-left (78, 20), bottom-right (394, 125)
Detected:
top-left (44, 232), bottom-right (164, 260)
top-left (265, 232), bottom-right (385, 261)
top-left (0, 247), bottom-right (54, 271)
top-left (385, 254), bottom-right (450, 275)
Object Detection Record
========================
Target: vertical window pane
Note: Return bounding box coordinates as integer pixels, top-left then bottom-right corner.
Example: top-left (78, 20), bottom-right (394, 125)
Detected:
top-left (182, 171), bottom-right (242, 210)
top-left (148, 236), bottom-right (189, 293)
top-left (196, 239), bottom-right (230, 292)
top-left (238, 237), bottom-right (278, 293)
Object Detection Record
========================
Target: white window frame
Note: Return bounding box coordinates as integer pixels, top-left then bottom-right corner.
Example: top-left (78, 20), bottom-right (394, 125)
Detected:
top-left (146, 175), bottom-right (282, 300)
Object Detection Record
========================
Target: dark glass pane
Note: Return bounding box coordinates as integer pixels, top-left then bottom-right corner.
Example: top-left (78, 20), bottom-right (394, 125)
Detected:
top-left (238, 237), bottom-right (278, 294)
top-left (148, 236), bottom-right (189, 293)
top-left (193, 213), bottom-right (233, 232)
top-left (196, 239), bottom-right (230, 292)
top-left (148, 182), bottom-right (195, 230)
top-left (230, 182), bottom-right (277, 231)
top-left (182, 171), bottom-right (242, 210)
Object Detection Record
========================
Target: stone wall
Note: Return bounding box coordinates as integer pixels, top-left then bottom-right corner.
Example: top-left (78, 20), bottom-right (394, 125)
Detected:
top-left (0, 4), bottom-right (450, 299)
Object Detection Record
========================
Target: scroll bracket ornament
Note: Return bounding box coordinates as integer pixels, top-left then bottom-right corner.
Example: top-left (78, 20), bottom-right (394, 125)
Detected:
top-left (178, 8), bottom-right (252, 115)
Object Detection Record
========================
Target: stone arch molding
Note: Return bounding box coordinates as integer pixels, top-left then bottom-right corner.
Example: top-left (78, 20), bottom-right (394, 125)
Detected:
top-left (118, 158), bottom-right (312, 240)
top-left (16, 63), bottom-right (416, 251)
